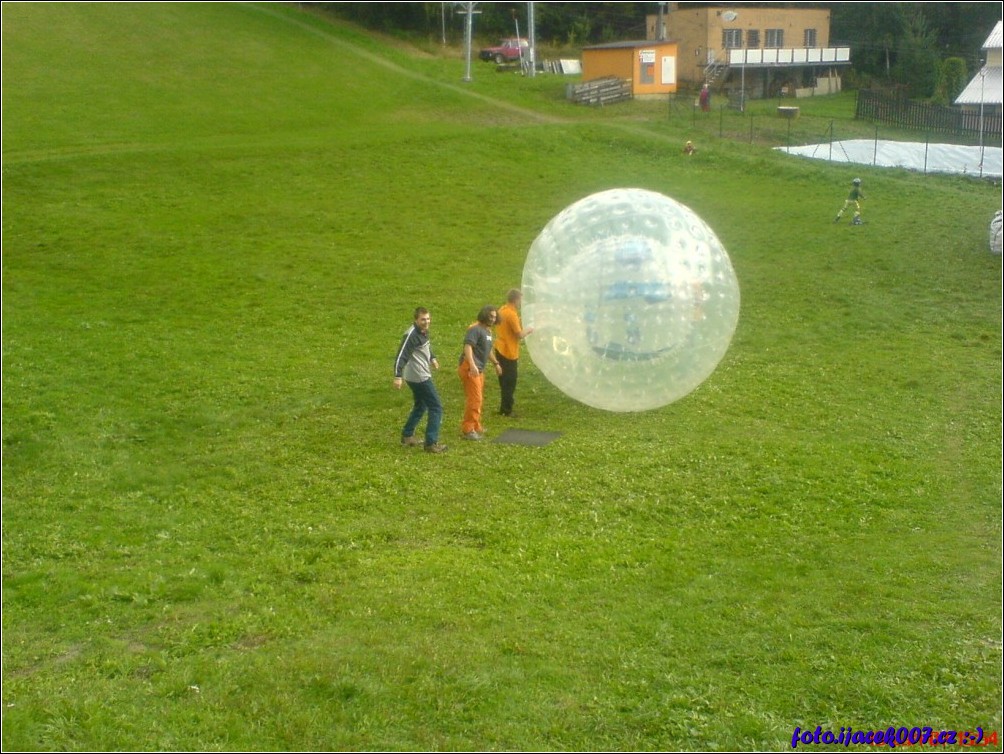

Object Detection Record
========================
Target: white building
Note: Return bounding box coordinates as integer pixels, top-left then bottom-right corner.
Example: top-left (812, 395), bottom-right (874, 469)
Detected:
top-left (955, 20), bottom-right (1002, 115)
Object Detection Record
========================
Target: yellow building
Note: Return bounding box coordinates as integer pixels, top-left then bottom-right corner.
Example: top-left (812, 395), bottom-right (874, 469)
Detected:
top-left (581, 40), bottom-right (679, 98)
top-left (647, 4), bottom-right (850, 102)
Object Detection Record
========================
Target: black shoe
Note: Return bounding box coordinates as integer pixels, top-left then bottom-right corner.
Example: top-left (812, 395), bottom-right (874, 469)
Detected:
top-left (425, 443), bottom-right (448, 453)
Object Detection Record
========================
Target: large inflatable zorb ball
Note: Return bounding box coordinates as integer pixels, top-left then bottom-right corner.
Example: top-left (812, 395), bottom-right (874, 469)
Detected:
top-left (522, 188), bottom-right (740, 412)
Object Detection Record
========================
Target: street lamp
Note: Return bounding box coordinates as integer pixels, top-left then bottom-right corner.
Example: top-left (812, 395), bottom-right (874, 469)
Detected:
top-left (978, 62), bottom-right (986, 178)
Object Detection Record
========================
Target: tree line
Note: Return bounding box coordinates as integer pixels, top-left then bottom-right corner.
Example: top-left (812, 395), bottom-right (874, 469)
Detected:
top-left (313, 2), bottom-right (1001, 101)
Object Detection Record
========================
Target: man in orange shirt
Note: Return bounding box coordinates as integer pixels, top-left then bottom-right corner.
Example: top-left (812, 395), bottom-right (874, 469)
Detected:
top-left (494, 289), bottom-right (534, 418)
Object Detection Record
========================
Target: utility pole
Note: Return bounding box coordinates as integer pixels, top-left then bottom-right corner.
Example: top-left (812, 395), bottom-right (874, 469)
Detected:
top-left (513, 9), bottom-right (521, 65)
top-left (527, 1), bottom-right (536, 77)
top-left (458, 2), bottom-right (480, 82)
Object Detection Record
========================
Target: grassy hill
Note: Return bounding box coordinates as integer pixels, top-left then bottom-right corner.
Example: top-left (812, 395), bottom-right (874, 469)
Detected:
top-left (3, 3), bottom-right (1001, 750)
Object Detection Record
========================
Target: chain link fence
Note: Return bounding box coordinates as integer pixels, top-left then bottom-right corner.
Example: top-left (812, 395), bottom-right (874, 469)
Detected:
top-left (663, 93), bottom-right (1000, 178)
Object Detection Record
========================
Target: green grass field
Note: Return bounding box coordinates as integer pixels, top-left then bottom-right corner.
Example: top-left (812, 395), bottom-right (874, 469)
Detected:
top-left (3, 3), bottom-right (1001, 751)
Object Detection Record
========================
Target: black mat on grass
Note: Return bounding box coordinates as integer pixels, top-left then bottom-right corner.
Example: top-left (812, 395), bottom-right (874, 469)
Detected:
top-left (492, 429), bottom-right (562, 446)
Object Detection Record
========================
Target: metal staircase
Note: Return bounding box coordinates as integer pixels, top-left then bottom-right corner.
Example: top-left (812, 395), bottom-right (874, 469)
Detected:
top-left (704, 54), bottom-right (728, 86)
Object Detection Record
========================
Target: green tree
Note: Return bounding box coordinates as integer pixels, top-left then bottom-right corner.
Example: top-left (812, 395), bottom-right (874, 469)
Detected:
top-left (917, 2), bottom-right (1003, 69)
top-left (933, 56), bottom-right (969, 105)
top-left (831, 3), bottom-right (904, 81)
top-left (892, 7), bottom-right (940, 97)
top-left (831, 1), bottom-right (999, 89)
top-left (319, 2), bottom-right (432, 33)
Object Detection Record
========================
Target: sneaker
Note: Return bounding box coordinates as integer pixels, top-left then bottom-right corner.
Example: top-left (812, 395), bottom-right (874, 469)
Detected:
top-left (424, 443), bottom-right (448, 453)
top-left (833, 216), bottom-right (841, 223)
top-left (401, 436), bottom-right (422, 447)
top-left (463, 431), bottom-right (484, 441)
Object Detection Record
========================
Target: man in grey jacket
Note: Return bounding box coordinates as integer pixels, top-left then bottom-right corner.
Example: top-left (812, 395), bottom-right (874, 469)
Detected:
top-left (393, 307), bottom-right (447, 453)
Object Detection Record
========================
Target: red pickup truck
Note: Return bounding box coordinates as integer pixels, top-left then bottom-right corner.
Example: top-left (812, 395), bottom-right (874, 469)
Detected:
top-left (479, 38), bottom-right (528, 64)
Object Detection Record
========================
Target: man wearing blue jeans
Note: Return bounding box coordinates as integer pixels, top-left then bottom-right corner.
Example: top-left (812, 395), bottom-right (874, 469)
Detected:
top-left (393, 307), bottom-right (447, 453)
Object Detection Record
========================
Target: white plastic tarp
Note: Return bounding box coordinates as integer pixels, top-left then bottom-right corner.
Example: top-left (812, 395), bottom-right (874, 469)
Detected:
top-left (777, 139), bottom-right (1003, 178)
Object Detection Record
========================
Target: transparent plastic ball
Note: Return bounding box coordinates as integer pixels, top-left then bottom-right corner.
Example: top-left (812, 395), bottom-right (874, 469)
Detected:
top-left (522, 188), bottom-right (740, 412)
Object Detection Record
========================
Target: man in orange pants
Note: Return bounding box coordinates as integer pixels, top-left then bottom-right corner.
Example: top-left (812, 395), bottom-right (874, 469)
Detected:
top-left (457, 305), bottom-right (501, 440)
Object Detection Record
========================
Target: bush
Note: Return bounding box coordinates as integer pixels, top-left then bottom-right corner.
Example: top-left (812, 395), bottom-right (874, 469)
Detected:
top-left (933, 56), bottom-right (969, 105)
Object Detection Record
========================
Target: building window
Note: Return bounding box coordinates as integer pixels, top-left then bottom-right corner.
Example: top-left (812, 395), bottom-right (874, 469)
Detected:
top-left (746, 29), bottom-right (760, 48)
top-left (765, 29), bottom-right (784, 48)
top-left (722, 29), bottom-right (742, 49)
top-left (804, 28), bottom-right (817, 48)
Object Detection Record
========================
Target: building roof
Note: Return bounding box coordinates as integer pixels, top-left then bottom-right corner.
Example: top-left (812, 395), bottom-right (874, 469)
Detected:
top-left (955, 65), bottom-right (1003, 105)
top-left (583, 40), bottom-right (675, 50)
top-left (954, 21), bottom-right (1003, 106)
top-left (983, 19), bottom-right (1002, 50)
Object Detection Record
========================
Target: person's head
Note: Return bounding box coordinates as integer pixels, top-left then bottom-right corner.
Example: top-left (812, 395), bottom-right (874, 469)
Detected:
top-left (413, 307), bottom-right (431, 332)
top-left (852, 178), bottom-right (861, 185)
top-left (506, 289), bottom-right (522, 305)
top-left (476, 305), bottom-right (497, 327)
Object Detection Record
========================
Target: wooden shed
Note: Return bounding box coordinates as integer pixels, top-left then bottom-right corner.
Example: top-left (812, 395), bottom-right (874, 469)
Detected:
top-left (581, 40), bottom-right (679, 97)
